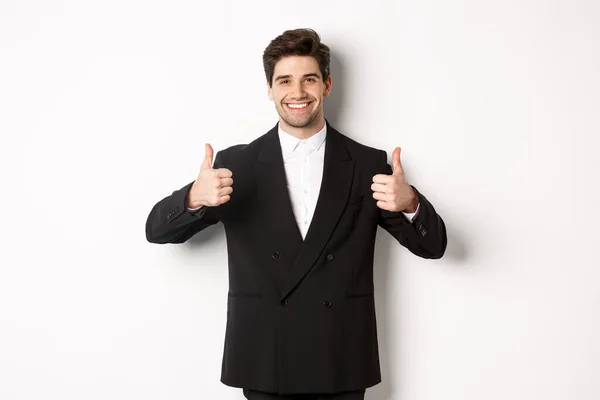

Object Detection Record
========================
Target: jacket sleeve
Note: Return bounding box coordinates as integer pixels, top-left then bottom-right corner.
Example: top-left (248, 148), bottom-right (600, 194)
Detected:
top-left (145, 151), bottom-right (224, 244)
top-left (377, 150), bottom-right (447, 259)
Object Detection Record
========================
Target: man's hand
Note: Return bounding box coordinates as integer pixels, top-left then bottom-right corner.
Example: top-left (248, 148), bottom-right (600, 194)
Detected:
top-left (186, 143), bottom-right (233, 208)
top-left (371, 147), bottom-right (419, 212)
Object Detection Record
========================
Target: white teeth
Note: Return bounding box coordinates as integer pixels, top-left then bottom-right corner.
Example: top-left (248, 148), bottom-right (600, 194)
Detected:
top-left (287, 103), bottom-right (308, 109)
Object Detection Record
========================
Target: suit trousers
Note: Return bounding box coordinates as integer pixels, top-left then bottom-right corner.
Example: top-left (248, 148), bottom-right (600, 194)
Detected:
top-left (242, 388), bottom-right (366, 400)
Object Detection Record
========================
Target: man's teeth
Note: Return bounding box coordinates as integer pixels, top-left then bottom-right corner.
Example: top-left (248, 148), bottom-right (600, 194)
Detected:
top-left (287, 103), bottom-right (309, 109)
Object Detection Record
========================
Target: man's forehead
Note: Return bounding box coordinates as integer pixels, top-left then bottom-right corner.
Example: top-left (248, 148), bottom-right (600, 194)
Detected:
top-left (274, 56), bottom-right (320, 72)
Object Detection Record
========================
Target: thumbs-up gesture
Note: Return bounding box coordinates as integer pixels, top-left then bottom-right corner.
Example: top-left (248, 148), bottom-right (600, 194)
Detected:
top-left (371, 147), bottom-right (419, 212)
top-left (187, 144), bottom-right (233, 208)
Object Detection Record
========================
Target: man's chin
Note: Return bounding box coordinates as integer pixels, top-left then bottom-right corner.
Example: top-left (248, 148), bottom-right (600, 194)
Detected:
top-left (280, 113), bottom-right (319, 129)
top-left (285, 120), bottom-right (311, 128)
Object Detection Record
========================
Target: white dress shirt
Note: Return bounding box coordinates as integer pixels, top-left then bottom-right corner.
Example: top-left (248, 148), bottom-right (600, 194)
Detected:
top-left (188, 124), bottom-right (420, 237)
top-left (278, 123), bottom-right (328, 239)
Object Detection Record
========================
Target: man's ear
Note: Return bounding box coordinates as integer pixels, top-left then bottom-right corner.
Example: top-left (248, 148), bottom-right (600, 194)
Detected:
top-left (267, 80), bottom-right (273, 101)
top-left (323, 75), bottom-right (332, 97)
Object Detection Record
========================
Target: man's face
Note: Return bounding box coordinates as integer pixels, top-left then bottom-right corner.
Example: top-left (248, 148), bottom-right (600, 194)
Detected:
top-left (267, 55), bottom-right (332, 132)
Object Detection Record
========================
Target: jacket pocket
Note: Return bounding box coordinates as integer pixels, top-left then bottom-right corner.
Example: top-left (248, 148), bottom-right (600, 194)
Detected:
top-left (345, 292), bottom-right (374, 299)
top-left (228, 292), bottom-right (263, 298)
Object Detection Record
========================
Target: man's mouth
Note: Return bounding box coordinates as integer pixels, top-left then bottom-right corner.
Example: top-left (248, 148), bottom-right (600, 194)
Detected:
top-left (285, 101), bottom-right (312, 111)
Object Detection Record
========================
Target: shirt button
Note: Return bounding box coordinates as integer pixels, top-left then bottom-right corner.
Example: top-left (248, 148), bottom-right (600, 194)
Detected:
top-left (304, 220), bottom-right (308, 225)
top-left (280, 299), bottom-right (288, 306)
top-left (326, 254), bottom-right (334, 261)
top-left (272, 252), bottom-right (279, 259)
top-left (323, 301), bottom-right (332, 308)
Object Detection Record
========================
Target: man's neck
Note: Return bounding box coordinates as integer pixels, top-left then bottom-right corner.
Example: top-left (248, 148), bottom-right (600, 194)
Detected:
top-left (279, 118), bottom-right (325, 140)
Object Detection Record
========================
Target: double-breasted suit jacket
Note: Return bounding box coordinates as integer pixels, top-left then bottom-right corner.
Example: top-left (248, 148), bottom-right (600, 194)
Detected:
top-left (145, 120), bottom-right (447, 395)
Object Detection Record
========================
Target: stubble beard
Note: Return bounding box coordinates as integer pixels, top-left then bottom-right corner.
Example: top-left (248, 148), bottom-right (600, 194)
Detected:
top-left (277, 101), bottom-right (321, 129)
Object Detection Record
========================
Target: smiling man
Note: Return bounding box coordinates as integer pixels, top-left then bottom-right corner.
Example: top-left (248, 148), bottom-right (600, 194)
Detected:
top-left (145, 28), bottom-right (447, 400)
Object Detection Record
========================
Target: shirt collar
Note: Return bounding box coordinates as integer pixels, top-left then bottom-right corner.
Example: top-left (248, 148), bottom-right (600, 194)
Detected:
top-left (278, 122), bottom-right (327, 155)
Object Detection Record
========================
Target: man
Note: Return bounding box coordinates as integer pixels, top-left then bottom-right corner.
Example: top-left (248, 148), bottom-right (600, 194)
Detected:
top-left (146, 28), bottom-right (447, 400)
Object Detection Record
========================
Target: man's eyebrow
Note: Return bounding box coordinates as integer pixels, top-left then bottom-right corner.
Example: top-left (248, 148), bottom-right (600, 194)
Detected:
top-left (303, 73), bottom-right (321, 79)
top-left (274, 73), bottom-right (321, 82)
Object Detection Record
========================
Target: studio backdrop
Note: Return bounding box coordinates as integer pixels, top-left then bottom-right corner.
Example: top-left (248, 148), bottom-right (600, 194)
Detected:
top-left (2, 0), bottom-right (599, 399)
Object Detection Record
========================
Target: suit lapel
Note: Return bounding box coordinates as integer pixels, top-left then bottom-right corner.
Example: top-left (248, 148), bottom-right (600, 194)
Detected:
top-left (254, 125), bottom-right (304, 250)
top-left (281, 122), bottom-right (354, 299)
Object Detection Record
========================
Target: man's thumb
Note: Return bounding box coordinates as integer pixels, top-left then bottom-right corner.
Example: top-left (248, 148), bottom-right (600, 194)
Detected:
top-left (392, 147), bottom-right (402, 175)
top-left (202, 143), bottom-right (214, 169)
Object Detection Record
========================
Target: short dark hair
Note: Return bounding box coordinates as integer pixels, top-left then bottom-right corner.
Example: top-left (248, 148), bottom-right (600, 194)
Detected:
top-left (263, 28), bottom-right (331, 87)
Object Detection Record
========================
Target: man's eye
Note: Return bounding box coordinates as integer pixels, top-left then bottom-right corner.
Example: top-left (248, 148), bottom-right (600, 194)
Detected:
top-left (280, 80), bottom-right (289, 84)
top-left (306, 78), bottom-right (315, 82)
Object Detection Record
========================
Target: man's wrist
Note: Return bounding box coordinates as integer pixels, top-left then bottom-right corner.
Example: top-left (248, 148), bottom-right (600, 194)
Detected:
top-left (186, 185), bottom-right (201, 209)
top-left (401, 188), bottom-right (419, 213)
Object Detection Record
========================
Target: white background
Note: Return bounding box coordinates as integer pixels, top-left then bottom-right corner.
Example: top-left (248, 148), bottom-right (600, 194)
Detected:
top-left (2, 1), bottom-right (599, 399)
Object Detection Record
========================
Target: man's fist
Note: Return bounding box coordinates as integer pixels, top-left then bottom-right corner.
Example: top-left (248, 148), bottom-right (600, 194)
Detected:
top-left (371, 147), bottom-right (419, 212)
top-left (187, 143), bottom-right (233, 208)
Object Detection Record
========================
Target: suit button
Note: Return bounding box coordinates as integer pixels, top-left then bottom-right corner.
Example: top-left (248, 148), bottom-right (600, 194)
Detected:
top-left (280, 299), bottom-right (288, 306)
top-left (326, 254), bottom-right (334, 261)
top-left (323, 301), bottom-right (332, 308)
top-left (272, 252), bottom-right (279, 259)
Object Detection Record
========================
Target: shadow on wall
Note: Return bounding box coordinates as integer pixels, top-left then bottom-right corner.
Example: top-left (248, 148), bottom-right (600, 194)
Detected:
top-left (323, 52), bottom-right (346, 129)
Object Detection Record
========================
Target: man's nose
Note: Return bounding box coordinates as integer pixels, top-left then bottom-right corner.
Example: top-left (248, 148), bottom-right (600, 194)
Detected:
top-left (290, 82), bottom-right (306, 99)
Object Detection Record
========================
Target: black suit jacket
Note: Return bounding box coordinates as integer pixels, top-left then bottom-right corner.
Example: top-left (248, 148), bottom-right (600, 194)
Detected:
top-left (145, 120), bottom-right (447, 395)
